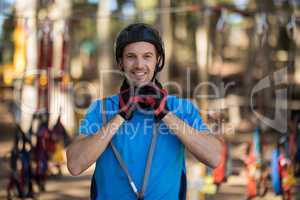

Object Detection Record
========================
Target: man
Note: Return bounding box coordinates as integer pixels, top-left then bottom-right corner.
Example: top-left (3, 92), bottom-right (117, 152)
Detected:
top-left (67, 23), bottom-right (222, 200)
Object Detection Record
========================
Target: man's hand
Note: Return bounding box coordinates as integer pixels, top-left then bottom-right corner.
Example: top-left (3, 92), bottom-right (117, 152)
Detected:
top-left (136, 82), bottom-right (169, 121)
top-left (118, 88), bottom-right (137, 120)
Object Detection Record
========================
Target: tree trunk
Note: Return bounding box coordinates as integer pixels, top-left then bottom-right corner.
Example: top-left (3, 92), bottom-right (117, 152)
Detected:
top-left (195, 12), bottom-right (211, 121)
top-left (294, 12), bottom-right (300, 84)
top-left (97, 0), bottom-right (112, 97)
top-left (159, 0), bottom-right (172, 83)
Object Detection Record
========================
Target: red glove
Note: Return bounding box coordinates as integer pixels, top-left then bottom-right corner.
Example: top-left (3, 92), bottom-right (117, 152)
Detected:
top-left (118, 80), bottom-right (148, 120)
top-left (136, 82), bottom-right (169, 121)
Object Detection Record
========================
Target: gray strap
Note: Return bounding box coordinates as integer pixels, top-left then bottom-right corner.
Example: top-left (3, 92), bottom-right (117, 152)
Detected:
top-left (110, 143), bottom-right (139, 195)
top-left (101, 98), bottom-right (158, 199)
top-left (140, 122), bottom-right (158, 198)
top-left (102, 100), bottom-right (138, 194)
top-left (101, 99), bottom-right (138, 194)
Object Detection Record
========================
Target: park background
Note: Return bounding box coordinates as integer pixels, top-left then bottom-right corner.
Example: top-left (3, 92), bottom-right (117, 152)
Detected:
top-left (0, 0), bottom-right (300, 199)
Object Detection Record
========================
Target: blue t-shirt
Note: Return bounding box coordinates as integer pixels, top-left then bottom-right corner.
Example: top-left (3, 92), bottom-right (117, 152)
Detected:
top-left (79, 95), bottom-right (208, 200)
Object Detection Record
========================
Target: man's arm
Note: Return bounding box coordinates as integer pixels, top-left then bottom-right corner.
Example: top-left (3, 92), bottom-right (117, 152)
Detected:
top-left (162, 112), bottom-right (222, 168)
top-left (66, 115), bottom-right (124, 176)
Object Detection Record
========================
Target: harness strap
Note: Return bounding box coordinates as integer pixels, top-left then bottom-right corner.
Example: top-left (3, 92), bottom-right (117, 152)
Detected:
top-left (101, 98), bottom-right (158, 199)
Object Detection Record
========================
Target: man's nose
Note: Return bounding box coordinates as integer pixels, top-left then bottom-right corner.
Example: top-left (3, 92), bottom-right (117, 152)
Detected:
top-left (134, 57), bottom-right (144, 69)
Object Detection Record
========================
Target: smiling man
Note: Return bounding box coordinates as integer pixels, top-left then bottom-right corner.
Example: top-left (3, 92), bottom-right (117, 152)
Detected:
top-left (122, 42), bottom-right (156, 84)
top-left (66, 23), bottom-right (222, 200)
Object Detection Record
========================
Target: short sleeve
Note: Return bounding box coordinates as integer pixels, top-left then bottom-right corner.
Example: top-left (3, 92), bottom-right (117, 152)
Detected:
top-left (182, 99), bottom-right (209, 132)
top-left (169, 97), bottom-right (209, 132)
top-left (78, 100), bottom-right (103, 136)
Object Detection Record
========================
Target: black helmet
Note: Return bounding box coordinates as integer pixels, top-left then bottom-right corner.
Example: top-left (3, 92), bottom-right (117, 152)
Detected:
top-left (115, 23), bottom-right (165, 73)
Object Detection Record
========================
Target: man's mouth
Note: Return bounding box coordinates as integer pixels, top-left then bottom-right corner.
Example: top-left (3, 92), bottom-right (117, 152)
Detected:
top-left (132, 71), bottom-right (147, 79)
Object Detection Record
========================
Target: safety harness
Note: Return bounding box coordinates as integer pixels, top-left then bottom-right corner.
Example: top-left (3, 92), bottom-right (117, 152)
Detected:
top-left (95, 98), bottom-right (159, 200)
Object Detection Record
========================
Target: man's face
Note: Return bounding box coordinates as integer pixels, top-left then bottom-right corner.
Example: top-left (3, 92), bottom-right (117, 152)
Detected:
top-left (121, 41), bottom-right (158, 87)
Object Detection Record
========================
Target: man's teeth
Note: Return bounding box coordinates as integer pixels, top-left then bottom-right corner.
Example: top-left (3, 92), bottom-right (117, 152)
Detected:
top-left (134, 72), bottom-right (146, 76)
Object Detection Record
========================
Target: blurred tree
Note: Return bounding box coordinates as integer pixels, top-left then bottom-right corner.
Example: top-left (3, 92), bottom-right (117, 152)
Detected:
top-left (294, 5), bottom-right (300, 85)
top-left (135, 0), bottom-right (158, 23)
top-left (70, 2), bottom-right (98, 80)
top-left (97, 0), bottom-right (112, 97)
top-left (158, 0), bottom-right (172, 83)
top-left (195, 5), bottom-right (211, 120)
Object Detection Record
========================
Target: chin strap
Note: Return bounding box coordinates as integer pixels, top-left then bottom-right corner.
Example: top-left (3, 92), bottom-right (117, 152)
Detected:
top-left (150, 57), bottom-right (163, 82)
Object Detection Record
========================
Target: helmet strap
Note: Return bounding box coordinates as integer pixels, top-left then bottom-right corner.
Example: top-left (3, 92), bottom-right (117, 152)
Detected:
top-left (119, 60), bottom-right (125, 72)
top-left (150, 56), bottom-right (162, 82)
